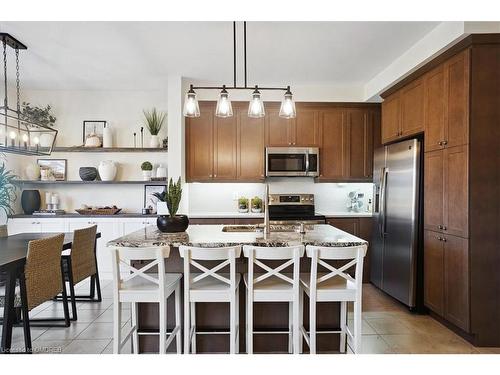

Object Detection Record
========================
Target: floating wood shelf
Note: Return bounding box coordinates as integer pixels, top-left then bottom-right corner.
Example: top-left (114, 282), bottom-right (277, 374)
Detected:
top-left (15, 180), bottom-right (168, 185)
top-left (51, 147), bottom-right (168, 153)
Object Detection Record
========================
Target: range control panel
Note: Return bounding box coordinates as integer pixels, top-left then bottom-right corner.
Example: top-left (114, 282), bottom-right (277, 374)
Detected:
top-left (268, 194), bottom-right (314, 206)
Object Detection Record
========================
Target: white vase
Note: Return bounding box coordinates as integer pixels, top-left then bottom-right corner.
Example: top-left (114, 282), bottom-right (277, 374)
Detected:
top-left (25, 164), bottom-right (40, 180)
top-left (103, 124), bottom-right (113, 148)
top-left (39, 133), bottom-right (54, 148)
top-left (142, 170), bottom-right (152, 181)
top-left (156, 164), bottom-right (167, 178)
top-left (98, 160), bottom-right (117, 181)
top-left (149, 135), bottom-right (160, 148)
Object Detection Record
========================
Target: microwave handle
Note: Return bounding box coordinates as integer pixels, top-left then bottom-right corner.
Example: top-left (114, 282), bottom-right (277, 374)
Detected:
top-left (305, 150), bottom-right (310, 173)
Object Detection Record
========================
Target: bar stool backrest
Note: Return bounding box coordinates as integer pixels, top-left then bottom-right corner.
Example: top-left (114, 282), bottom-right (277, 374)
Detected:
top-left (25, 233), bottom-right (65, 311)
top-left (110, 246), bottom-right (170, 296)
top-left (179, 246), bottom-right (241, 292)
top-left (306, 244), bottom-right (367, 293)
top-left (243, 245), bottom-right (305, 290)
top-left (70, 225), bottom-right (98, 284)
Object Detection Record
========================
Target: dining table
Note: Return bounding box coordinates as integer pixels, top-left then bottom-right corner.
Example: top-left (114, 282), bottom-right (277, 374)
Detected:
top-left (0, 231), bottom-right (101, 354)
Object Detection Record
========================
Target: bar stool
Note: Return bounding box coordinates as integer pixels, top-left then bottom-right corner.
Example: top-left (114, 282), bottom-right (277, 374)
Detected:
top-left (300, 244), bottom-right (367, 354)
top-left (243, 245), bottom-right (305, 354)
top-left (109, 246), bottom-right (182, 354)
top-left (179, 245), bottom-right (241, 354)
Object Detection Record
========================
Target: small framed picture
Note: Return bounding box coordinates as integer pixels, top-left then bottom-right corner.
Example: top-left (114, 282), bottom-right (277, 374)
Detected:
top-left (144, 184), bottom-right (167, 213)
top-left (83, 120), bottom-right (106, 144)
top-left (37, 159), bottom-right (67, 181)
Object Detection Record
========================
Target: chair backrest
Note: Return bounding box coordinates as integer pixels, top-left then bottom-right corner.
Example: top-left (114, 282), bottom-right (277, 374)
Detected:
top-left (70, 225), bottom-right (97, 284)
top-left (109, 246), bottom-right (171, 298)
top-left (306, 244), bottom-right (367, 294)
top-left (0, 224), bottom-right (7, 237)
top-left (25, 233), bottom-right (65, 311)
top-left (243, 245), bottom-right (305, 292)
top-left (179, 245), bottom-right (241, 293)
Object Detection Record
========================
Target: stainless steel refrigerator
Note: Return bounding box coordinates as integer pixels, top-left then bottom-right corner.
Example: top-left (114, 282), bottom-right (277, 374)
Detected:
top-left (371, 138), bottom-right (421, 309)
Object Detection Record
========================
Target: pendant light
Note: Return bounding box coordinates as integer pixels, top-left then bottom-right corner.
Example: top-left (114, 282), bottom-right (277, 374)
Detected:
top-left (184, 22), bottom-right (295, 120)
top-left (215, 85), bottom-right (233, 118)
top-left (183, 85), bottom-right (200, 118)
top-left (279, 86), bottom-right (297, 119)
top-left (248, 86), bottom-right (265, 118)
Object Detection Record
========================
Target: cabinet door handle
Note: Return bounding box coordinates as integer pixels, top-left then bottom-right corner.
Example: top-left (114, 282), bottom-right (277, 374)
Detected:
top-left (442, 226), bottom-right (447, 231)
top-left (441, 237), bottom-right (447, 242)
top-left (438, 141), bottom-right (443, 146)
top-left (214, 174), bottom-right (217, 178)
top-left (443, 140), bottom-right (448, 145)
top-left (438, 225), bottom-right (443, 230)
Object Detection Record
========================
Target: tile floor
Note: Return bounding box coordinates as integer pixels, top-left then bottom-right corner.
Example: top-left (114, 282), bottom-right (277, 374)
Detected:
top-left (1, 281), bottom-right (499, 354)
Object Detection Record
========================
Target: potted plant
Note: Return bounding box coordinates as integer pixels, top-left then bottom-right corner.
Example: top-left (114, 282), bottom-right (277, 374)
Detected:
top-left (143, 108), bottom-right (166, 148)
top-left (141, 161), bottom-right (153, 181)
top-left (251, 196), bottom-right (263, 213)
top-left (238, 196), bottom-right (249, 213)
top-left (0, 162), bottom-right (18, 232)
top-left (21, 102), bottom-right (57, 147)
top-left (153, 177), bottom-right (188, 233)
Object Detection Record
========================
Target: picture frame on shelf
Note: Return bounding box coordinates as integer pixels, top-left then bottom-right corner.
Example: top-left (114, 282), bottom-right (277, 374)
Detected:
top-left (83, 120), bottom-right (106, 146)
top-left (144, 184), bottom-right (167, 213)
top-left (37, 159), bottom-right (67, 181)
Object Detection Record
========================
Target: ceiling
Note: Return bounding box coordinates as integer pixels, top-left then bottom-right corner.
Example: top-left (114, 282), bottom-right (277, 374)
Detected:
top-left (0, 21), bottom-right (440, 92)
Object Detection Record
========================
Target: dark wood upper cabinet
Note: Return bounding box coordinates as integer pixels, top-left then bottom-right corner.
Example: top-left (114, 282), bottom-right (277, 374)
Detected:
top-left (381, 92), bottom-right (401, 144)
top-left (444, 234), bottom-right (470, 332)
top-left (443, 145), bottom-right (468, 238)
top-left (319, 109), bottom-right (347, 179)
top-left (347, 109), bottom-right (373, 180)
top-left (424, 65), bottom-right (446, 152)
top-left (424, 150), bottom-right (444, 232)
top-left (237, 113), bottom-right (265, 181)
top-left (186, 104), bottom-right (214, 181)
top-left (213, 116), bottom-right (237, 180)
top-left (294, 109), bottom-right (320, 146)
top-left (266, 108), bottom-right (294, 146)
top-left (445, 49), bottom-right (470, 148)
top-left (400, 77), bottom-right (425, 137)
top-left (424, 230), bottom-right (445, 316)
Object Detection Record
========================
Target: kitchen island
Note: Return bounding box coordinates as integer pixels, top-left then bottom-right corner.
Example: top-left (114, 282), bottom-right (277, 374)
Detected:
top-left (107, 224), bottom-right (367, 353)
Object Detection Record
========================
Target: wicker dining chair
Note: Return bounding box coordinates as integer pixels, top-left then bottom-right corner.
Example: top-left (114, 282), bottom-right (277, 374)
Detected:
top-left (55, 225), bottom-right (101, 314)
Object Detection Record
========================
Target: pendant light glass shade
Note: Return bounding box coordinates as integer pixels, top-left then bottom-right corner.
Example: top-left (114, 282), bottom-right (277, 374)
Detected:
top-left (215, 86), bottom-right (233, 118)
top-left (279, 86), bottom-right (296, 119)
top-left (183, 85), bottom-right (200, 118)
top-left (248, 86), bottom-right (265, 118)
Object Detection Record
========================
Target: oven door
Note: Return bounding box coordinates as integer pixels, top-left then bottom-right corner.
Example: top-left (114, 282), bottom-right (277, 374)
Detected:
top-left (266, 147), bottom-right (308, 176)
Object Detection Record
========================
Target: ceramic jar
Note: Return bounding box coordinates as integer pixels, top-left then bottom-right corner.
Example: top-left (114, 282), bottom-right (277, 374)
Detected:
top-left (21, 190), bottom-right (41, 214)
top-left (25, 163), bottom-right (40, 180)
top-left (156, 164), bottom-right (167, 178)
top-left (103, 124), bottom-right (113, 148)
top-left (142, 170), bottom-right (152, 181)
top-left (98, 160), bottom-right (117, 181)
top-left (149, 135), bottom-right (160, 148)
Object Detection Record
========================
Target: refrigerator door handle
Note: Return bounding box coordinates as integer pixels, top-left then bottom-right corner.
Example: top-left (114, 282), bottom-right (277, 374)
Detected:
top-left (379, 167), bottom-right (389, 238)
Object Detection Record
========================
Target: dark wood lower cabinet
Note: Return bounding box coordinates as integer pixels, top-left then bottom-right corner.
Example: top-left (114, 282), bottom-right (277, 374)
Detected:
top-left (424, 230), bottom-right (470, 332)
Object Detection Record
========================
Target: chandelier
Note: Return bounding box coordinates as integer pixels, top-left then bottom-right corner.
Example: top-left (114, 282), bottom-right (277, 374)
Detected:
top-left (183, 22), bottom-right (296, 119)
top-left (0, 33), bottom-right (58, 156)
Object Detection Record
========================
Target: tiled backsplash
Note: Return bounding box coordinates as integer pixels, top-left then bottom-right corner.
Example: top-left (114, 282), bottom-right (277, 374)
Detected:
top-left (187, 178), bottom-right (373, 214)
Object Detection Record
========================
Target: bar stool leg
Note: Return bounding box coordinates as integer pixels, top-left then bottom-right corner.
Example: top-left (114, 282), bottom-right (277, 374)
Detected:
top-left (190, 302), bottom-right (196, 353)
top-left (131, 303), bottom-right (139, 354)
top-left (175, 284), bottom-right (182, 354)
top-left (309, 294), bottom-right (317, 354)
top-left (183, 296), bottom-right (190, 354)
top-left (288, 302), bottom-right (293, 354)
top-left (113, 301), bottom-right (122, 354)
top-left (159, 299), bottom-right (167, 354)
top-left (230, 293), bottom-right (236, 354)
top-left (235, 288), bottom-right (240, 354)
top-left (293, 300), bottom-right (300, 354)
top-left (353, 300), bottom-right (362, 354)
top-left (340, 301), bottom-right (347, 353)
top-left (299, 290), bottom-right (304, 354)
top-left (247, 289), bottom-right (253, 354)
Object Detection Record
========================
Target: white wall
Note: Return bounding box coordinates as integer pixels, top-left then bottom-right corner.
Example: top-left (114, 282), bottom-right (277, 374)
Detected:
top-left (187, 179), bottom-right (373, 215)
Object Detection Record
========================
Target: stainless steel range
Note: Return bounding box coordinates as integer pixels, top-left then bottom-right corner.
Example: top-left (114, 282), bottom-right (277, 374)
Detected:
top-left (268, 194), bottom-right (326, 225)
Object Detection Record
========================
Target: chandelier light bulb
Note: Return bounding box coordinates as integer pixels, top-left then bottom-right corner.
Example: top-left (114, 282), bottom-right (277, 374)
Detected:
top-left (248, 86), bottom-right (265, 118)
top-left (183, 85), bottom-right (200, 118)
top-left (9, 131), bottom-right (17, 140)
top-left (215, 85), bottom-right (233, 118)
top-left (33, 136), bottom-right (40, 145)
top-left (279, 86), bottom-right (297, 119)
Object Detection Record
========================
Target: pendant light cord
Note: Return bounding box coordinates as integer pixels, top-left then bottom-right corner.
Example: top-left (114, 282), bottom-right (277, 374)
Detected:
top-left (244, 21), bottom-right (247, 88)
top-left (233, 21), bottom-right (236, 88)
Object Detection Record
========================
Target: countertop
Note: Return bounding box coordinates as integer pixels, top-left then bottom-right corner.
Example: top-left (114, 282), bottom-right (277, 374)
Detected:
top-left (8, 213), bottom-right (157, 219)
top-left (107, 224), bottom-right (367, 248)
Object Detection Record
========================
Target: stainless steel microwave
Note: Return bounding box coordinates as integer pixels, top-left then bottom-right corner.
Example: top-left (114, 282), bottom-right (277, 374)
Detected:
top-left (265, 147), bottom-right (319, 177)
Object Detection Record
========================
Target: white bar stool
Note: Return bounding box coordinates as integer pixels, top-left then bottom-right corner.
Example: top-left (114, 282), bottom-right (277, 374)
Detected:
top-left (300, 244), bottom-right (367, 354)
top-left (109, 246), bottom-right (182, 354)
top-left (179, 245), bottom-right (241, 354)
top-left (243, 245), bottom-right (305, 354)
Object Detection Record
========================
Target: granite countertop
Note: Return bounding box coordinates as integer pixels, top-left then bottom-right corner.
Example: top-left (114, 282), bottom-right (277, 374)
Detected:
top-left (107, 224), bottom-right (367, 248)
top-left (8, 213), bottom-right (157, 219)
top-left (317, 211), bottom-right (373, 218)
